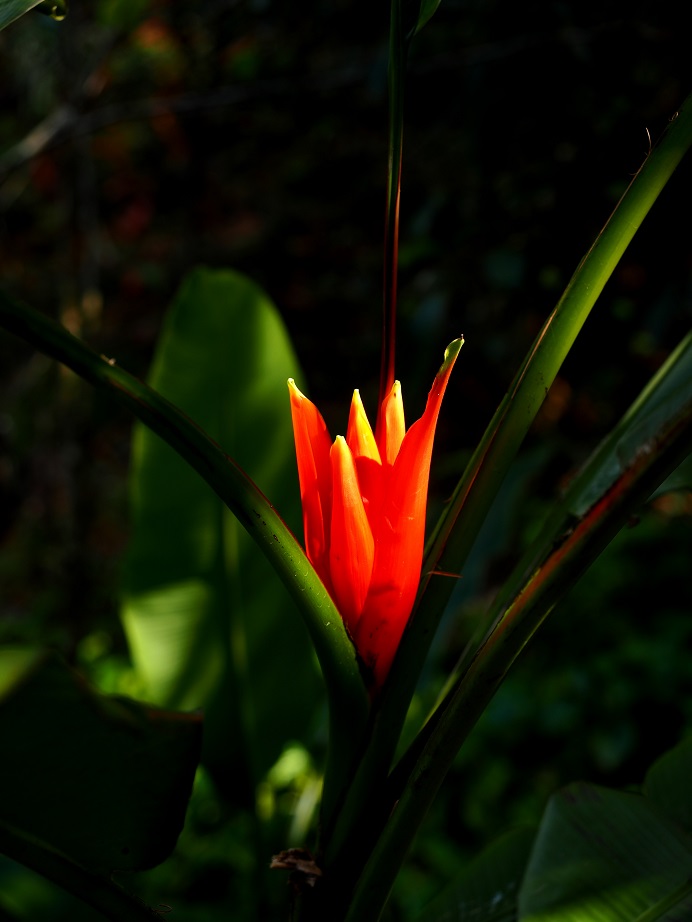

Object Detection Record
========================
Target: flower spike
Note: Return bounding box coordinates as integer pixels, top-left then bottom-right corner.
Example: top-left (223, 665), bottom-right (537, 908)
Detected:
top-left (289, 338), bottom-right (462, 687)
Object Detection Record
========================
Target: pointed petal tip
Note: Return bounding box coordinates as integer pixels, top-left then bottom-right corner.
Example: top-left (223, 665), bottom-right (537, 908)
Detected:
top-left (443, 336), bottom-right (464, 366)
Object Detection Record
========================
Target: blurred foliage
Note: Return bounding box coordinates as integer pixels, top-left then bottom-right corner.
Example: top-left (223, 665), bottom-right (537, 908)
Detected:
top-left (0, 0), bottom-right (690, 919)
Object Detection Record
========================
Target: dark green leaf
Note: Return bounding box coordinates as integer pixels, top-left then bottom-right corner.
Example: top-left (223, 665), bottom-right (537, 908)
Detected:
top-left (0, 647), bottom-right (201, 873)
top-left (121, 267), bottom-right (322, 800)
top-left (567, 329), bottom-right (692, 517)
top-left (651, 453), bottom-right (692, 497)
top-left (518, 781), bottom-right (692, 921)
top-left (0, 0), bottom-right (63, 29)
top-left (644, 736), bottom-right (692, 838)
top-left (416, 827), bottom-right (535, 922)
top-left (409, 0), bottom-right (442, 38)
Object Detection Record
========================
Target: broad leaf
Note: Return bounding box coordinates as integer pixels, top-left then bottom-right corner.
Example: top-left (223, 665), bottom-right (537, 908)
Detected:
top-left (416, 827), bottom-right (535, 922)
top-left (121, 267), bottom-right (321, 802)
top-left (644, 736), bottom-right (692, 837)
top-left (518, 777), bottom-right (692, 921)
top-left (0, 647), bottom-right (200, 873)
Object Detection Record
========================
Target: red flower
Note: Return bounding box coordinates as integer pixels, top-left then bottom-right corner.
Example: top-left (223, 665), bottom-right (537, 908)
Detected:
top-left (289, 339), bottom-right (462, 687)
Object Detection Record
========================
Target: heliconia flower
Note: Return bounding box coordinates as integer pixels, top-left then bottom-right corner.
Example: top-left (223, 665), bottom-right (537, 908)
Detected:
top-left (288, 338), bottom-right (462, 687)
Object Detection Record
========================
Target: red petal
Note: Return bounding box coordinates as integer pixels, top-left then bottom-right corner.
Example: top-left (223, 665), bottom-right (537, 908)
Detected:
top-left (356, 340), bottom-right (462, 685)
top-left (288, 379), bottom-right (333, 588)
top-left (329, 436), bottom-right (375, 634)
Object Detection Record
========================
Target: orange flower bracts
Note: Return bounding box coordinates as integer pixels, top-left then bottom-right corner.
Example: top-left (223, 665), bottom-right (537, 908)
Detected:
top-left (288, 339), bottom-right (462, 687)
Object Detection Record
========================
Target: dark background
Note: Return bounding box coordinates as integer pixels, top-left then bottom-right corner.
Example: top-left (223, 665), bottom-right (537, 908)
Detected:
top-left (1, 1), bottom-right (691, 918)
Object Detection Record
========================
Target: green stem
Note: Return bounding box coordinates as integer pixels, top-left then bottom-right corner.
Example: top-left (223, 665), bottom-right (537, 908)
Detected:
top-left (378, 0), bottom-right (405, 414)
top-left (0, 820), bottom-right (162, 922)
top-left (346, 394), bottom-right (692, 922)
top-left (327, 87), bottom-right (692, 917)
top-left (368, 86), bottom-right (692, 795)
top-left (0, 287), bottom-right (369, 822)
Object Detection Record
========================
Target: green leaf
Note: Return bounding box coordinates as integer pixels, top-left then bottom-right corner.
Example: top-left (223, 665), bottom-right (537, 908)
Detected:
top-left (566, 329), bottom-right (692, 517)
top-left (644, 736), bottom-right (692, 838)
top-left (121, 268), bottom-right (322, 799)
top-left (0, 647), bottom-right (201, 874)
top-left (409, 0), bottom-right (442, 38)
top-left (0, 0), bottom-right (63, 30)
top-left (416, 827), bottom-right (535, 922)
top-left (651, 453), bottom-right (692, 496)
top-left (518, 781), bottom-right (692, 921)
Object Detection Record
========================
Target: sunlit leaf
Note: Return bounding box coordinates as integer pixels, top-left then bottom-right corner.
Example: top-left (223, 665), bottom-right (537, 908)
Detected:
top-left (121, 267), bottom-right (322, 803)
top-left (0, 647), bottom-right (200, 873)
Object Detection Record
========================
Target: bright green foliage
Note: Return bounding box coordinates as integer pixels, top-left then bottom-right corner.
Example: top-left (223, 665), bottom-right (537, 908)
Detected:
top-left (121, 268), bottom-right (322, 802)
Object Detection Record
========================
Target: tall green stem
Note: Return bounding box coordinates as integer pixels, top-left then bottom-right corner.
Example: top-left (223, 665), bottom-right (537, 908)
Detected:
top-left (374, 87), bottom-right (692, 784)
top-left (346, 393), bottom-right (692, 922)
top-left (378, 0), bottom-right (405, 415)
top-left (330, 87), bottom-right (692, 917)
top-left (0, 288), bottom-right (369, 821)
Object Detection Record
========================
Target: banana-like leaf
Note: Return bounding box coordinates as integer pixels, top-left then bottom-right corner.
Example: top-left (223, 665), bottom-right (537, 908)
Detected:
top-left (121, 268), bottom-right (321, 800)
top-left (0, 647), bottom-right (200, 874)
top-left (415, 827), bottom-right (535, 922)
top-left (518, 739), bottom-right (692, 920)
top-left (644, 736), bottom-right (692, 838)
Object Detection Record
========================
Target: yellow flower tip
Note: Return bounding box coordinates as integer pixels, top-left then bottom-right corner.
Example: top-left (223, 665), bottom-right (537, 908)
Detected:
top-left (347, 389), bottom-right (380, 463)
top-left (288, 339), bottom-right (461, 689)
top-left (287, 377), bottom-right (303, 398)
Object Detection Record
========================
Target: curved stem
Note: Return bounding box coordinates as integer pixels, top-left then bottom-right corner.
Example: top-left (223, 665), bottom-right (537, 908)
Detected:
top-left (0, 288), bottom-right (370, 814)
top-left (346, 394), bottom-right (692, 922)
top-left (326, 87), bottom-right (692, 918)
top-left (375, 87), bottom-right (692, 776)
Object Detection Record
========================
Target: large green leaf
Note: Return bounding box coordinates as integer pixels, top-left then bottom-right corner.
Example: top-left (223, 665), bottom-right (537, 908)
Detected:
top-left (415, 827), bottom-right (535, 922)
top-left (518, 774), bottom-right (692, 921)
top-left (644, 736), bottom-right (692, 838)
top-left (0, 647), bottom-right (201, 874)
top-left (0, 0), bottom-right (65, 30)
top-left (121, 267), bottom-right (321, 800)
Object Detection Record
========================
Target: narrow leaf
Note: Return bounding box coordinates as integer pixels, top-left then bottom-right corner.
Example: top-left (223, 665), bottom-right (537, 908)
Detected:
top-left (0, 0), bottom-right (59, 30)
top-left (409, 0), bottom-right (442, 38)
